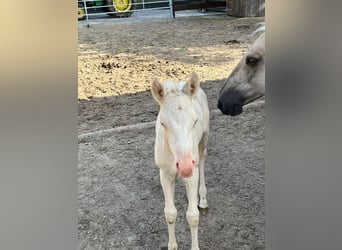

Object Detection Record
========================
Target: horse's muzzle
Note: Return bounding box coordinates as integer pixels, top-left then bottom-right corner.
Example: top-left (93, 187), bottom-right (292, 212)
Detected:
top-left (217, 99), bottom-right (243, 116)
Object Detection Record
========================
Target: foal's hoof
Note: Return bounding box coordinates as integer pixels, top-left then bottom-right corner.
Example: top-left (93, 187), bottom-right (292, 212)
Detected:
top-left (198, 206), bottom-right (208, 215)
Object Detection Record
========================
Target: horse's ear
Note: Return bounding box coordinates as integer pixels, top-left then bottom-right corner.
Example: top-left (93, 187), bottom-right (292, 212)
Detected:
top-left (183, 72), bottom-right (200, 97)
top-left (151, 78), bottom-right (164, 103)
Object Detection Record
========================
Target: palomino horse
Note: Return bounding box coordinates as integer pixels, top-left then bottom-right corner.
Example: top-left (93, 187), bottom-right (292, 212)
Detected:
top-left (151, 72), bottom-right (209, 250)
top-left (218, 25), bottom-right (265, 116)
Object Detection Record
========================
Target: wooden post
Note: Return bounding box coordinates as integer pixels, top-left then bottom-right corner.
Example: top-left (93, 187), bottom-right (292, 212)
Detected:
top-left (227, 0), bottom-right (264, 17)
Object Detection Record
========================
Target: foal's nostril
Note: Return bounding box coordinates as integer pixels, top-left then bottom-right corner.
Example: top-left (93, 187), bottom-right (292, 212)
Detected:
top-left (176, 162), bottom-right (180, 170)
top-left (192, 160), bottom-right (195, 166)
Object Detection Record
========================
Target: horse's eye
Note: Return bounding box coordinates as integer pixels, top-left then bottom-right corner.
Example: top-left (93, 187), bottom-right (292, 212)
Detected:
top-left (160, 122), bottom-right (166, 128)
top-left (246, 56), bottom-right (258, 67)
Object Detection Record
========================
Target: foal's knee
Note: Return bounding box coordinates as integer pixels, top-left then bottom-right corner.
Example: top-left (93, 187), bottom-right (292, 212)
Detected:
top-left (164, 207), bottom-right (177, 224)
top-left (199, 184), bottom-right (207, 195)
top-left (186, 209), bottom-right (199, 227)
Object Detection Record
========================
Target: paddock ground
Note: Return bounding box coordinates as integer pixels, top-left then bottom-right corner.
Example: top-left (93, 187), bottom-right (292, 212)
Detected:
top-left (78, 15), bottom-right (265, 249)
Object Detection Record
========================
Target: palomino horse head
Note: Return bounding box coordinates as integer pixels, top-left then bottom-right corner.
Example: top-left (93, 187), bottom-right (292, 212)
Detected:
top-left (218, 29), bottom-right (265, 116)
top-left (152, 72), bottom-right (201, 178)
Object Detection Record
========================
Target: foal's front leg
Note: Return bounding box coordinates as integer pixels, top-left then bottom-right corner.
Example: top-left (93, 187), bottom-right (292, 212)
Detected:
top-left (198, 136), bottom-right (208, 210)
top-left (160, 169), bottom-right (177, 250)
top-left (184, 167), bottom-right (200, 250)
top-left (198, 148), bottom-right (208, 210)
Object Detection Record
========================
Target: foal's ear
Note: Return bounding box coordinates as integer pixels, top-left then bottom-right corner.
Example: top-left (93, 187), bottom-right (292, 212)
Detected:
top-left (151, 78), bottom-right (164, 103)
top-left (183, 72), bottom-right (200, 97)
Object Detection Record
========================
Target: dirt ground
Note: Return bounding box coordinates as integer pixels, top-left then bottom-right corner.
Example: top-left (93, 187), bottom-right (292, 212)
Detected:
top-left (78, 14), bottom-right (265, 250)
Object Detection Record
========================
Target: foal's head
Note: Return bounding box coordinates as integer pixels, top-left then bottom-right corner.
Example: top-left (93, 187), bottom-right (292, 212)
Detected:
top-left (152, 72), bottom-right (200, 178)
top-left (218, 31), bottom-right (265, 116)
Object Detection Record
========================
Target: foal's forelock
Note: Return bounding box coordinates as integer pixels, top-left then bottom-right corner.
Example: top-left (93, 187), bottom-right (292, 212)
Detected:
top-left (161, 94), bottom-right (194, 123)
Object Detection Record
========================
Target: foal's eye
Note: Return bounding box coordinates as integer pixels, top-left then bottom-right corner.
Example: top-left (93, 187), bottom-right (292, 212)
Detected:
top-left (160, 122), bottom-right (166, 128)
top-left (193, 119), bottom-right (199, 127)
top-left (246, 56), bottom-right (259, 67)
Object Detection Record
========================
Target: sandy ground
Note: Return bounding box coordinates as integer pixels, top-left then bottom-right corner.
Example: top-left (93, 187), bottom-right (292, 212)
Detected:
top-left (78, 15), bottom-right (264, 100)
top-left (78, 14), bottom-right (265, 249)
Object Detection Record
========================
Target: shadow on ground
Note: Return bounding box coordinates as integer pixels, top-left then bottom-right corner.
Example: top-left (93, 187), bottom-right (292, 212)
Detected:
top-left (78, 78), bottom-right (227, 134)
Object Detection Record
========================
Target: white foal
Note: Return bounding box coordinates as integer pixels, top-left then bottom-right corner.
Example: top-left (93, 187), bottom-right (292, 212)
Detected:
top-left (152, 72), bottom-right (210, 250)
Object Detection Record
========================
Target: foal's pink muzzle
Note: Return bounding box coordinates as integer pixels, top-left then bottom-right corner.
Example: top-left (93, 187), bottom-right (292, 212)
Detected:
top-left (176, 155), bottom-right (195, 178)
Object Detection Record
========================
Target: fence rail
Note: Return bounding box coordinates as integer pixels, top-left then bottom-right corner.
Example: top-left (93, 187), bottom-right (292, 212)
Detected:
top-left (78, 0), bottom-right (173, 21)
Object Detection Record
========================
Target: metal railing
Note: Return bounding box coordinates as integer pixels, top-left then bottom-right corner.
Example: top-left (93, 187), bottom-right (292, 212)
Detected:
top-left (78, 0), bottom-right (173, 21)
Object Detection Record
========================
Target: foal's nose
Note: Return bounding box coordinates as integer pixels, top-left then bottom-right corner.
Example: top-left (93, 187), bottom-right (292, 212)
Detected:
top-left (176, 156), bottom-right (195, 178)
